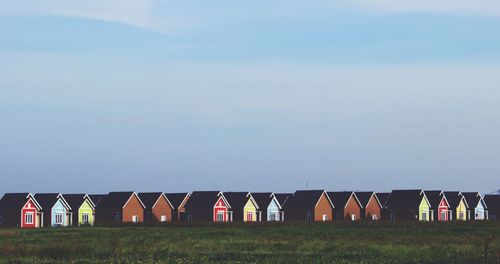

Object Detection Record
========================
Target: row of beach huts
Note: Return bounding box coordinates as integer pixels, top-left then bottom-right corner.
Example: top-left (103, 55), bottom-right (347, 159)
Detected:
top-left (0, 189), bottom-right (499, 228)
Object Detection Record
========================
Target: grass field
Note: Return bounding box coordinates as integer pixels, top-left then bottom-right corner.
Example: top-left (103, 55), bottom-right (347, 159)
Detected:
top-left (0, 221), bottom-right (499, 263)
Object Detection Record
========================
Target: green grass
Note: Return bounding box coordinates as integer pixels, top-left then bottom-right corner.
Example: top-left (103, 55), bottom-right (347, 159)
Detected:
top-left (0, 221), bottom-right (499, 263)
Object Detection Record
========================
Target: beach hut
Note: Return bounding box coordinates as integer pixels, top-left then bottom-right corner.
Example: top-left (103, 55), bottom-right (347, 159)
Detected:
top-left (95, 192), bottom-right (145, 225)
top-left (424, 191), bottom-right (450, 221)
top-left (328, 192), bottom-right (363, 221)
top-left (0, 193), bottom-right (43, 228)
top-left (223, 192), bottom-right (256, 222)
top-left (251, 193), bottom-right (284, 221)
top-left (182, 191), bottom-right (231, 222)
top-left (138, 193), bottom-right (173, 223)
top-left (283, 190), bottom-right (334, 221)
top-left (444, 192), bottom-right (468, 221)
top-left (462, 192), bottom-right (488, 220)
top-left (386, 190), bottom-right (430, 221)
top-left (64, 194), bottom-right (96, 226)
top-left (355, 192), bottom-right (382, 221)
top-left (164, 193), bottom-right (190, 221)
top-left (34, 193), bottom-right (72, 227)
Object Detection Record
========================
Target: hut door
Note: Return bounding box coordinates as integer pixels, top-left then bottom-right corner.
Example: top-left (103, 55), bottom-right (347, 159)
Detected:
top-left (390, 213), bottom-right (396, 222)
top-left (217, 212), bottom-right (224, 222)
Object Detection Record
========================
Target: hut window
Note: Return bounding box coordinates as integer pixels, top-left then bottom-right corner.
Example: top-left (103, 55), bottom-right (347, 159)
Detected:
top-left (322, 214), bottom-right (328, 221)
top-left (246, 212), bottom-right (253, 222)
top-left (115, 212), bottom-right (121, 223)
top-left (132, 215), bottom-right (139, 223)
top-left (441, 212), bottom-right (446, 221)
top-left (55, 214), bottom-right (63, 224)
top-left (351, 214), bottom-right (356, 221)
top-left (161, 215), bottom-right (167, 222)
top-left (216, 212), bottom-right (224, 222)
top-left (269, 212), bottom-right (277, 221)
top-left (25, 213), bottom-right (34, 224)
top-left (82, 213), bottom-right (89, 224)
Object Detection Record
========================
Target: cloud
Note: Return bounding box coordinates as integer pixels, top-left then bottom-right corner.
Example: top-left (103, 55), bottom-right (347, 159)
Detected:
top-left (345, 0), bottom-right (500, 17)
top-left (0, 0), bottom-right (153, 27)
top-left (0, 0), bottom-right (198, 33)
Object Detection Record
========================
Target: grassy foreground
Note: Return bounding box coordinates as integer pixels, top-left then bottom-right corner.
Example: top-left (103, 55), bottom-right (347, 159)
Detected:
top-left (0, 221), bottom-right (499, 264)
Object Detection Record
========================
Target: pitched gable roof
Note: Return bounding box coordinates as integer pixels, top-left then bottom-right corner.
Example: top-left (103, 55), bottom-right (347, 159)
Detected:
top-left (328, 191), bottom-right (362, 209)
top-left (250, 193), bottom-right (274, 209)
top-left (461, 192), bottom-right (485, 209)
top-left (164, 193), bottom-right (190, 209)
top-left (284, 190), bottom-right (333, 210)
top-left (223, 192), bottom-right (250, 209)
top-left (183, 191), bottom-right (221, 209)
top-left (34, 193), bottom-right (71, 210)
top-left (97, 192), bottom-right (145, 210)
top-left (0, 193), bottom-right (41, 211)
top-left (274, 193), bottom-right (292, 207)
top-left (443, 191), bottom-right (463, 208)
top-left (89, 194), bottom-right (106, 206)
top-left (376, 192), bottom-right (390, 208)
top-left (355, 192), bottom-right (381, 208)
top-left (63, 194), bottom-right (95, 211)
top-left (386, 190), bottom-right (424, 209)
top-left (484, 195), bottom-right (500, 210)
top-left (424, 191), bottom-right (445, 208)
top-left (138, 192), bottom-right (172, 209)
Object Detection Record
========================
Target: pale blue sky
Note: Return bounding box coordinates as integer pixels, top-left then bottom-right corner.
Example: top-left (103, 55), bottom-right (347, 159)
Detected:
top-left (1, 1), bottom-right (499, 195)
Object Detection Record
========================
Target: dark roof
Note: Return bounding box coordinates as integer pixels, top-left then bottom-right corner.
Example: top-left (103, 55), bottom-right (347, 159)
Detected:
top-left (250, 193), bottom-right (273, 209)
top-left (355, 192), bottom-right (374, 207)
top-left (164, 193), bottom-right (189, 209)
top-left (484, 195), bottom-right (500, 209)
top-left (97, 192), bottom-right (137, 210)
top-left (386, 190), bottom-right (423, 209)
top-left (424, 191), bottom-right (443, 208)
top-left (283, 190), bottom-right (328, 210)
top-left (223, 192), bottom-right (249, 209)
top-left (34, 193), bottom-right (63, 210)
top-left (89, 194), bottom-right (106, 206)
top-left (461, 192), bottom-right (482, 209)
top-left (138, 192), bottom-right (164, 209)
top-left (274, 193), bottom-right (293, 207)
top-left (184, 191), bottom-right (220, 209)
top-left (63, 194), bottom-right (87, 210)
top-left (0, 193), bottom-right (31, 211)
top-left (443, 191), bottom-right (462, 208)
top-left (376, 192), bottom-right (390, 207)
top-left (328, 192), bottom-right (356, 208)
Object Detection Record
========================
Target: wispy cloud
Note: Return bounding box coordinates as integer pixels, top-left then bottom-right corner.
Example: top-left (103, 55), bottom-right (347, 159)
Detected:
top-left (0, 0), bottom-right (153, 27)
top-left (2, 0), bottom-right (500, 35)
top-left (0, 0), bottom-right (199, 33)
top-left (345, 0), bottom-right (500, 17)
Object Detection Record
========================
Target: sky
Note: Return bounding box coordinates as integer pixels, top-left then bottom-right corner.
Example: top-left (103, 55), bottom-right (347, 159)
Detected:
top-left (1, 1), bottom-right (499, 195)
